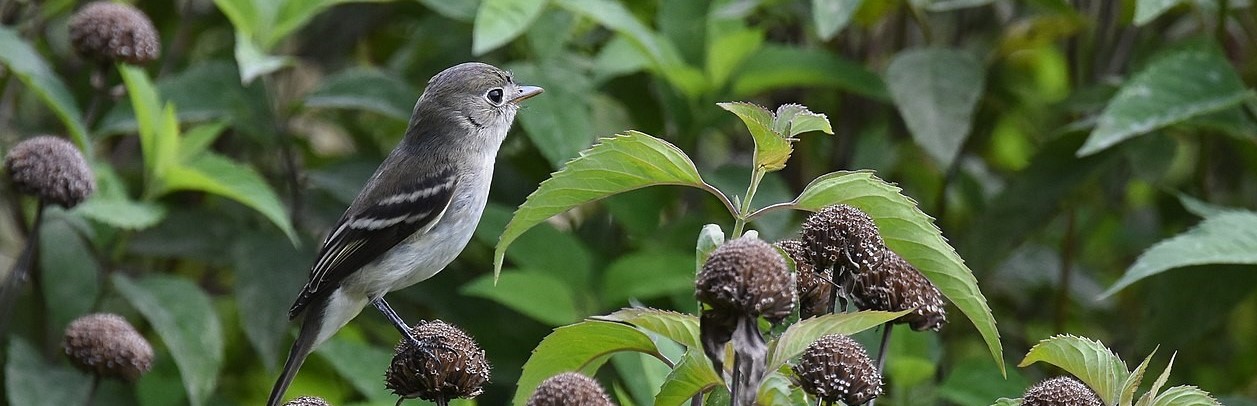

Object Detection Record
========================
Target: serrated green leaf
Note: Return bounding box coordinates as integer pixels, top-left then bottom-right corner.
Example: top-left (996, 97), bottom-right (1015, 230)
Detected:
top-left (789, 170), bottom-right (1004, 374)
top-left (1078, 49), bottom-right (1254, 156)
top-left (315, 336), bottom-right (394, 401)
top-left (1122, 348), bottom-right (1158, 406)
top-left (765, 310), bottom-right (910, 372)
top-left (113, 274), bottom-right (224, 406)
top-left (1102, 210), bottom-right (1257, 297)
top-left (1138, 353), bottom-right (1177, 406)
top-left (655, 350), bottom-right (722, 406)
top-left (5, 338), bottom-right (93, 406)
top-left (1150, 386), bottom-right (1220, 406)
top-left (733, 45), bottom-right (889, 101)
top-left (811, 0), bottom-right (864, 40)
top-left (756, 372), bottom-right (798, 406)
top-left (473, 0), bottom-right (547, 55)
top-left (597, 308), bottom-right (701, 349)
top-left (1018, 335), bottom-right (1127, 405)
top-left (774, 104), bottom-right (833, 138)
top-left (886, 48), bottom-right (985, 168)
top-left (461, 270), bottom-right (580, 326)
top-left (304, 68), bottom-right (417, 120)
top-left (0, 26), bottom-right (90, 151)
top-left (159, 152), bottom-right (296, 243)
top-left (494, 131), bottom-right (722, 279)
top-left (513, 320), bottom-right (661, 405)
top-left (718, 102), bottom-right (793, 171)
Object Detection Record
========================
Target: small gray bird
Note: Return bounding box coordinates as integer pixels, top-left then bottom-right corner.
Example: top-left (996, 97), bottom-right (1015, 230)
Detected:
top-left (267, 62), bottom-right (542, 406)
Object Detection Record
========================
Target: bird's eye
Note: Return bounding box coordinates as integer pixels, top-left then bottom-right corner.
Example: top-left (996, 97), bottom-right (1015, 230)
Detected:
top-left (486, 88), bottom-right (504, 104)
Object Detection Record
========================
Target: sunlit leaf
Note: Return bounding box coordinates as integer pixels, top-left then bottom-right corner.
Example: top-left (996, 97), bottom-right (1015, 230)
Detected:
top-left (1078, 48), bottom-right (1254, 156)
top-left (514, 320), bottom-right (661, 404)
top-left (232, 32), bottom-right (293, 84)
top-left (160, 152), bottom-right (296, 243)
top-left (118, 65), bottom-right (180, 181)
top-left (1101, 210), bottom-right (1257, 297)
top-left (5, 338), bottom-right (92, 406)
top-left (655, 350), bottom-right (722, 406)
top-left (789, 170), bottom-right (1004, 374)
top-left (1122, 348), bottom-right (1157, 406)
top-left (1138, 353), bottom-right (1177, 406)
top-left (886, 48), bottom-right (985, 168)
top-left (696, 224), bottom-right (725, 274)
top-left (1150, 386), bottom-right (1221, 406)
top-left (462, 270), bottom-right (580, 326)
top-left (718, 102), bottom-right (832, 172)
top-left (765, 310), bottom-right (910, 372)
top-left (0, 26), bottom-right (90, 150)
top-left (473, 0), bottom-right (547, 55)
top-left (113, 274), bottom-right (224, 406)
top-left (1018, 335), bottom-right (1127, 405)
top-left (811, 0), bottom-right (863, 40)
top-left (494, 131), bottom-right (725, 279)
top-left (597, 308), bottom-right (701, 349)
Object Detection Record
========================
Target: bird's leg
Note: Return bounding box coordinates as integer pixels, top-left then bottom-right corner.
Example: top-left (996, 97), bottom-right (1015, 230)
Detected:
top-left (371, 298), bottom-right (424, 349)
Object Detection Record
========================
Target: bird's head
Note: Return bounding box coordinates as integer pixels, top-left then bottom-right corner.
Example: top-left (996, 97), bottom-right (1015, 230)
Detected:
top-left (412, 62), bottom-right (543, 139)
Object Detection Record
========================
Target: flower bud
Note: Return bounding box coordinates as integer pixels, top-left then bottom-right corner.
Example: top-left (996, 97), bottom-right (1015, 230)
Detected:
top-left (62, 313), bottom-right (154, 380)
top-left (4, 136), bottom-right (95, 208)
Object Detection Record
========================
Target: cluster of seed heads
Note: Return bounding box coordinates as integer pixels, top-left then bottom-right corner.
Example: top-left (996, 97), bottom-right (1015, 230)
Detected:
top-left (793, 334), bottom-right (883, 405)
top-left (800, 204), bottom-right (886, 277)
top-left (695, 236), bottom-right (795, 323)
top-left (282, 396), bottom-right (330, 406)
top-left (4, 136), bottom-right (95, 208)
top-left (775, 239), bottom-right (832, 319)
top-left (850, 250), bottom-right (947, 331)
top-left (1021, 376), bottom-right (1103, 406)
top-left (384, 320), bottom-right (489, 404)
top-left (62, 313), bottom-right (153, 381)
top-left (69, 2), bottom-right (161, 65)
top-left (526, 372), bottom-right (614, 406)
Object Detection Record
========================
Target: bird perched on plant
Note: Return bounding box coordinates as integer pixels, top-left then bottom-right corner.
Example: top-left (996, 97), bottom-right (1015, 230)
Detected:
top-left (267, 62), bottom-right (542, 406)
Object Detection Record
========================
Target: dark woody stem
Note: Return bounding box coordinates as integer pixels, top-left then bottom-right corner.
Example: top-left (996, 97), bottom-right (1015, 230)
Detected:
top-left (729, 316), bottom-right (767, 406)
top-left (868, 323), bottom-right (895, 406)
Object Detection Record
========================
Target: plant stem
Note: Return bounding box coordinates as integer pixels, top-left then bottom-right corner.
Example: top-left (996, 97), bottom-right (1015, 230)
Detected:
top-left (731, 167), bottom-right (766, 237)
top-left (871, 323), bottom-right (895, 406)
top-left (0, 203), bottom-right (42, 344)
top-left (84, 375), bottom-right (100, 406)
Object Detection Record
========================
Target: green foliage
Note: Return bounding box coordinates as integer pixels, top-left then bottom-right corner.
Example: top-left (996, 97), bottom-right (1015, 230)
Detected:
top-left (0, 26), bottom-right (89, 150)
top-left (1017, 335), bottom-right (1221, 406)
top-left (886, 48), bottom-right (986, 168)
top-left (1103, 210), bottom-right (1257, 297)
top-left (113, 274), bottom-right (223, 406)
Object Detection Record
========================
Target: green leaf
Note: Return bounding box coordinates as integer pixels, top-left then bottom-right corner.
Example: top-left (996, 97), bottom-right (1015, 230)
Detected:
top-left (5, 338), bottom-right (92, 406)
top-left (473, 0), bottom-right (547, 55)
top-left (416, 0), bottom-right (480, 21)
top-left (1134, 0), bottom-right (1185, 25)
top-left (119, 65), bottom-right (180, 181)
top-left (0, 26), bottom-right (90, 151)
top-left (597, 308), bottom-right (701, 349)
top-left (232, 31), bottom-right (293, 84)
top-left (1101, 210), bottom-right (1257, 297)
top-left (1078, 48), bottom-right (1254, 156)
top-left (508, 61), bottom-right (596, 166)
top-left (811, 0), bottom-right (864, 40)
top-left (232, 232), bottom-right (310, 371)
top-left (774, 104), bottom-right (834, 137)
top-left (113, 274), bottom-right (224, 406)
top-left (601, 252), bottom-right (695, 305)
top-left (555, 0), bottom-right (705, 97)
top-left (73, 196), bottom-right (168, 230)
top-left (733, 45), bottom-right (888, 101)
top-left (273, 0), bottom-right (393, 48)
top-left (160, 152), bottom-right (297, 243)
top-left (765, 310), bottom-right (910, 372)
top-left (990, 398), bottom-right (1023, 406)
top-left (706, 28), bottom-right (764, 87)
top-left (1150, 386), bottom-right (1220, 406)
top-left (315, 337), bottom-right (395, 401)
top-left (696, 224), bottom-right (725, 274)
top-left (39, 212), bottom-right (101, 334)
top-left (494, 131), bottom-right (722, 279)
top-left (1018, 335), bottom-right (1127, 405)
top-left (788, 170), bottom-right (1004, 374)
top-left (1122, 348), bottom-right (1157, 406)
top-left (1138, 353), bottom-right (1177, 406)
top-left (886, 48), bottom-right (985, 168)
top-left (514, 320), bottom-right (661, 404)
top-left (304, 68), bottom-right (417, 120)
top-left (654, 350), bottom-right (722, 406)
top-left (719, 102), bottom-right (790, 171)
top-left (461, 270), bottom-right (580, 326)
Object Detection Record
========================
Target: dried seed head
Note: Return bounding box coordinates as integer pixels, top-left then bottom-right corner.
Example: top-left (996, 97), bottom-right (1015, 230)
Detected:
top-left (851, 250), bottom-right (947, 331)
top-left (69, 2), bottom-right (160, 64)
top-left (1021, 376), bottom-right (1103, 406)
top-left (4, 136), bottom-right (95, 208)
top-left (696, 237), bottom-right (795, 323)
top-left (792, 334), bottom-right (882, 406)
top-left (776, 239), bottom-right (832, 319)
top-left (62, 313), bottom-right (153, 380)
top-left (800, 205), bottom-right (885, 274)
top-left (282, 396), bottom-right (330, 406)
top-left (526, 372), bottom-right (614, 406)
top-left (385, 320), bottom-right (489, 403)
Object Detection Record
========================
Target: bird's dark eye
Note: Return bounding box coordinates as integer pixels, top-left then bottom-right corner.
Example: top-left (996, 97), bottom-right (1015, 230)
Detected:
top-left (486, 88), bottom-right (504, 104)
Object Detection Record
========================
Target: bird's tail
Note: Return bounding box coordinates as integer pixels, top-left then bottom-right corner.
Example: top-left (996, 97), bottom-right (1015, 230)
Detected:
top-left (267, 301), bottom-right (326, 406)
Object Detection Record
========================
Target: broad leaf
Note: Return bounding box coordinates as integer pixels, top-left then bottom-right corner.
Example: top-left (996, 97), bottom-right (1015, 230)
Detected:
top-left (509, 62), bottom-right (596, 166)
top-left (232, 232), bottom-right (310, 371)
top-left (39, 212), bottom-right (100, 334)
top-left (886, 48), bottom-right (985, 168)
top-left (555, 0), bottom-right (705, 97)
top-left (1101, 210), bottom-right (1257, 297)
top-left (1018, 335), bottom-right (1127, 405)
top-left (5, 338), bottom-right (92, 406)
top-left (462, 270), bottom-right (580, 326)
top-left (119, 65), bottom-right (180, 181)
top-left (232, 31), bottom-right (292, 83)
top-left (1150, 386), bottom-right (1220, 406)
top-left (812, 0), bottom-right (864, 40)
top-left (113, 274), bottom-right (224, 406)
top-left (597, 308), bottom-right (701, 349)
top-left (494, 131), bottom-right (724, 278)
top-left (0, 27), bottom-right (90, 150)
top-left (655, 350), bottom-right (722, 406)
top-left (734, 45), bottom-right (889, 101)
top-left (98, 62), bottom-right (256, 135)
top-left (473, 0), bottom-right (547, 55)
top-left (304, 68), bottom-right (417, 120)
top-left (73, 197), bottom-right (167, 230)
top-left (315, 337), bottom-right (394, 401)
top-left (601, 252), bottom-right (695, 305)
top-left (416, 0), bottom-right (480, 21)
top-left (765, 310), bottom-right (910, 372)
top-left (718, 102), bottom-right (833, 172)
top-left (787, 170), bottom-right (1004, 373)
top-left (514, 320), bottom-right (661, 404)
top-left (160, 152), bottom-right (297, 243)
top-left (706, 28), bottom-right (764, 87)
top-left (1134, 0), bottom-right (1185, 25)
top-left (1078, 48), bottom-right (1254, 156)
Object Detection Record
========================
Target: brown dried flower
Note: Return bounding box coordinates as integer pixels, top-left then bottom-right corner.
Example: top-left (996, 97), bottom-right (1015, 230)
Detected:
top-left (384, 320), bottom-right (489, 404)
top-left (526, 372), bottom-right (614, 406)
top-left (1021, 376), bottom-right (1103, 406)
top-left (793, 334), bottom-right (882, 406)
top-left (4, 135), bottom-right (95, 208)
top-left (62, 313), bottom-right (154, 380)
top-left (69, 1), bottom-right (160, 64)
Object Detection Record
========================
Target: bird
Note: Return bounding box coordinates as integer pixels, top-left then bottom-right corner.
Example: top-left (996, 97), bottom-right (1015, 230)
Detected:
top-left (267, 62), bottom-right (542, 406)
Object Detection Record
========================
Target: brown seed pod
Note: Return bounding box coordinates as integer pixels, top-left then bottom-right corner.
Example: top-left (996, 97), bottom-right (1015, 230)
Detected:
top-left (525, 372), bottom-right (614, 406)
top-left (384, 320), bottom-right (490, 403)
top-left (62, 313), bottom-right (154, 381)
top-left (695, 237), bottom-right (795, 323)
top-left (792, 334), bottom-right (883, 406)
top-left (1021, 376), bottom-right (1103, 406)
top-left (800, 204), bottom-right (885, 274)
top-left (4, 136), bottom-right (95, 208)
top-left (776, 239), bottom-right (832, 319)
top-left (282, 396), bottom-right (330, 406)
top-left (850, 250), bottom-right (947, 331)
top-left (68, 1), bottom-right (161, 64)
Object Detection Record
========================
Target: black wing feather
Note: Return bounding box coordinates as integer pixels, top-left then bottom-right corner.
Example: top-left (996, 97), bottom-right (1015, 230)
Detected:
top-left (288, 168), bottom-right (457, 318)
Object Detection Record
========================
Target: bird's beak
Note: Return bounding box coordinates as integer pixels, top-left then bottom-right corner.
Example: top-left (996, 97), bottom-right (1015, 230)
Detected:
top-left (510, 85), bottom-right (544, 104)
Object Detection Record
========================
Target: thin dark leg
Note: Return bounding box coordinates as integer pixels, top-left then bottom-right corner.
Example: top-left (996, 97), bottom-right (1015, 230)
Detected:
top-left (371, 298), bottom-right (423, 348)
